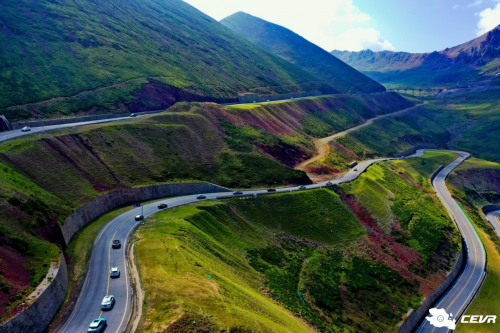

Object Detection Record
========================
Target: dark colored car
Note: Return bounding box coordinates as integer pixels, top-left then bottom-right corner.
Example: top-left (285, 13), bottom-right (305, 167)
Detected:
top-left (158, 203), bottom-right (168, 209)
top-left (87, 318), bottom-right (107, 332)
top-left (298, 185), bottom-right (307, 190)
top-left (325, 181), bottom-right (333, 186)
top-left (267, 188), bottom-right (276, 192)
top-left (135, 214), bottom-right (144, 221)
top-left (130, 113), bottom-right (137, 117)
top-left (196, 195), bottom-right (206, 199)
top-left (233, 191), bottom-right (243, 195)
top-left (112, 240), bottom-right (121, 249)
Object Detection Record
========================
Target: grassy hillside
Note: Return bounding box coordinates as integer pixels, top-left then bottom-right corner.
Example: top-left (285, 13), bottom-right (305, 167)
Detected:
top-left (0, 0), bottom-right (334, 122)
top-left (221, 12), bottom-right (385, 94)
top-left (134, 152), bottom-right (460, 332)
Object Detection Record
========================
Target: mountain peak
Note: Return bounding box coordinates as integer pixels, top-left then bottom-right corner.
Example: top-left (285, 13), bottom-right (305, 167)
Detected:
top-left (221, 13), bottom-right (385, 93)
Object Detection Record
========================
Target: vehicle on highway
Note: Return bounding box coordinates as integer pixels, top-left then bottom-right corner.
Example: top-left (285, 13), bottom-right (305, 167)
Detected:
top-left (325, 181), bottom-right (333, 186)
top-left (21, 126), bottom-right (31, 132)
top-left (111, 240), bottom-right (121, 249)
top-left (135, 214), bottom-right (144, 221)
top-left (233, 191), bottom-right (243, 195)
top-left (157, 203), bottom-right (168, 209)
top-left (196, 194), bottom-right (206, 199)
top-left (130, 113), bottom-right (137, 117)
top-left (110, 267), bottom-right (120, 278)
top-left (298, 185), bottom-right (307, 190)
top-left (101, 295), bottom-right (115, 310)
top-left (267, 188), bottom-right (276, 192)
top-left (354, 168), bottom-right (358, 171)
top-left (87, 318), bottom-right (107, 332)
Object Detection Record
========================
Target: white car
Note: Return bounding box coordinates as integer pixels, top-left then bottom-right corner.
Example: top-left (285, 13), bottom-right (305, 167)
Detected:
top-left (21, 126), bottom-right (31, 132)
top-left (101, 295), bottom-right (115, 310)
top-left (110, 267), bottom-right (120, 278)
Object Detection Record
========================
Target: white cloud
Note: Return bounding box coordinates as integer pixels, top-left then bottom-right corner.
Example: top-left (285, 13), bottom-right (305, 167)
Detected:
top-left (468, 0), bottom-right (483, 7)
top-left (477, 3), bottom-right (500, 35)
top-left (183, 0), bottom-right (394, 52)
top-left (331, 27), bottom-right (395, 52)
top-left (453, 4), bottom-right (460, 9)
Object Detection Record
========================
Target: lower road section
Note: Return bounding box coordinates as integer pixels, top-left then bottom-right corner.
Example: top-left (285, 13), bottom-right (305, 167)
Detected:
top-left (416, 152), bottom-right (486, 333)
top-left (59, 150), bottom-right (485, 333)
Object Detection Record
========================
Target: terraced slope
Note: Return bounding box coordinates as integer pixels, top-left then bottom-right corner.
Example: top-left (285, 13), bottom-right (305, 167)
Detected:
top-left (0, 93), bottom-right (412, 320)
top-left (0, 0), bottom-right (332, 122)
top-left (221, 12), bottom-right (385, 94)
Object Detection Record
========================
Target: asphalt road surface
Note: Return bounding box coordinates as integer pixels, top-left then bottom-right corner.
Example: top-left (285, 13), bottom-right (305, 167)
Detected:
top-left (0, 115), bottom-right (150, 143)
top-left (58, 156), bottom-right (390, 333)
top-left (485, 210), bottom-right (500, 237)
top-left (58, 150), bottom-right (486, 333)
top-left (415, 151), bottom-right (486, 333)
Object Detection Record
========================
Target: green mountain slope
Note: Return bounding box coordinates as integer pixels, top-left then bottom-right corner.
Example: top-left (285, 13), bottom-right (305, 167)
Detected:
top-left (332, 25), bottom-right (500, 88)
top-left (134, 155), bottom-right (460, 332)
top-left (0, 0), bottom-right (333, 121)
top-left (220, 12), bottom-right (385, 94)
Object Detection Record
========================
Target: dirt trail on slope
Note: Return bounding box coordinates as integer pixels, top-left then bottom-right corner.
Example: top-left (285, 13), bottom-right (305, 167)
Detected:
top-left (295, 102), bottom-right (427, 175)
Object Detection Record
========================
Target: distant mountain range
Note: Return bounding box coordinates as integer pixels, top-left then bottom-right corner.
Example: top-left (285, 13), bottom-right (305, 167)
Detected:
top-left (332, 25), bottom-right (500, 88)
top-left (220, 12), bottom-right (385, 94)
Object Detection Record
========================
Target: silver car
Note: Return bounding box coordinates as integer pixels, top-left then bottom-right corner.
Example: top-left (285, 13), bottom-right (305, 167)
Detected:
top-left (101, 295), bottom-right (115, 310)
top-left (110, 267), bottom-right (120, 278)
top-left (21, 126), bottom-right (31, 132)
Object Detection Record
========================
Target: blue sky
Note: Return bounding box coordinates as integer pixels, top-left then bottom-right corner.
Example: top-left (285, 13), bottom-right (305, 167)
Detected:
top-left (184, 0), bottom-right (500, 53)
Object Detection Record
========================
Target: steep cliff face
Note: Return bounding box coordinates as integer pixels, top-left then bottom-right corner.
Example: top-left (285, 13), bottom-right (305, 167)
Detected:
top-left (332, 25), bottom-right (500, 87)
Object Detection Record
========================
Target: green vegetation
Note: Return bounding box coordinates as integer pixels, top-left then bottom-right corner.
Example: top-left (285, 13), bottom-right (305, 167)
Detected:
top-left (342, 154), bottom-right (461, 264)
top-left (456, 226), bottom-right (500, 333)
top-left (456, 157), bottom-right (500, 171)
top-left (448, 162), bottom-right (500, 332)
top-left (0, 0), bottom-right (332, 121)
top-left (220, 12), bottom-right (384, 94)
top-left (134, 189), bottom-right (428, 332)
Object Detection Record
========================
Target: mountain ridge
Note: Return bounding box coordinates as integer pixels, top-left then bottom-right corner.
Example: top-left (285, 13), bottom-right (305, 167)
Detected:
top-left (0, 0), bottom-right (334, 121)
top-left (332, 24), bottom-right (500, 87)
top-left (220, 11), bottom-right (385, 94)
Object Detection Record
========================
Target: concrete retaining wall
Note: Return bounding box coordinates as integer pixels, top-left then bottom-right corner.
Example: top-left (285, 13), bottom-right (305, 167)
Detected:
top-left (482, 205), bottom-right (500, 214)
top-left (0, 252), bottom-right (68, 333)
top-left (237, 91), bottom-right (322, 104)
top-left (430, 165), bottom-right (444, 183)
top-left (395, 145), bottom-right (440, 158)
top-left (61, 182), bottom-right (230, 245)
top-left (0, 115), bottom-right (13, 131)
top-left (397, 240), bottom-right (465, 333)
top-left (11, 110), bottom-right (163, 130)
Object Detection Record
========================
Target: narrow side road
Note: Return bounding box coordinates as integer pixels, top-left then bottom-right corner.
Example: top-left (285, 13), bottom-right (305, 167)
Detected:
top-left (295, 101), bottom-right (427, 171)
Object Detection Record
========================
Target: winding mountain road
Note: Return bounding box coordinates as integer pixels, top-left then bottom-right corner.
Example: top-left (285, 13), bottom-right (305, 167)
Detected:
top-left (415, 151), bottom-right (486, 333)
top-left (0, 100), bottom-right (486, 333)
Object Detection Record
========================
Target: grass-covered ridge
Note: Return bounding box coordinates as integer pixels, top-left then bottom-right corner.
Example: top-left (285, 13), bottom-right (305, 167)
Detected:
top-left (220, 12), bottom-right (384, 94)
top-left (0, 0), bottom-right (333, 121)
top-left (134, 153), bottom-right (460, 332)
